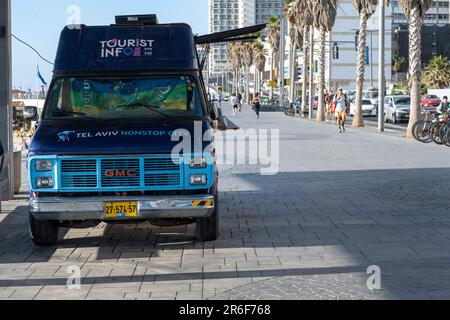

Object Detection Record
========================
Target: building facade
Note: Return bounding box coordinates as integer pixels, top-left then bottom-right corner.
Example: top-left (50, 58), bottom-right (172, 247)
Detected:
top-left (208, 0), bottom-right (284, 76)
top-left (391, 0), bottom-right (450, 25)
top-left (302, 0), bottom-right (393, 91)
top-left (391, 0), bottom-right (450, 79)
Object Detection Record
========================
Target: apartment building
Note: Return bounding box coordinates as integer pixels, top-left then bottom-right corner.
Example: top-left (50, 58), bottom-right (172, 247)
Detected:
top-left (208, 0), bottom-right (284, 75)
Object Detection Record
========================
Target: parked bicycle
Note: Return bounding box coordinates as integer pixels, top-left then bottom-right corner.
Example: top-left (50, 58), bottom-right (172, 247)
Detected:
top-left (284, 103), bottom-right (298, 117)
top-left (413, 110), bottom-right (450, 147)
top-left (430, 115), bottom-right (450, 145)
top-left (412, 112), bottom-right (439, 143)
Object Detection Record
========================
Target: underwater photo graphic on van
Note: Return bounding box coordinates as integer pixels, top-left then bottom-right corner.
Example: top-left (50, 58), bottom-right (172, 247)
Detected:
top-left (43, 76), bottom-right (204, 120)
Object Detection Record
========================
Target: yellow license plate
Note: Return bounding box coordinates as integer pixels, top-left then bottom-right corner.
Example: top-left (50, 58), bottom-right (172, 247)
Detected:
top-left (104, 202), bottom-right (138, 218)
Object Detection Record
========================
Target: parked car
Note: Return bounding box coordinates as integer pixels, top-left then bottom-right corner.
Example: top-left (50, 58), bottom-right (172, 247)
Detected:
top-left (363, 90), bottom-right (379, 107)
top-left (384, 95), bottom-right (411, 124)
top-left (421, 94), bottom-right (441, 111)
top-left (349, 99), bottom-right (376, 117)
top-left (346, 90), bottom-right (356, 103)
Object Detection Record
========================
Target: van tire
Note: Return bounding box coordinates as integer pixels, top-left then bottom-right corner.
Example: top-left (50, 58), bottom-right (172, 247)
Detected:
top-left (196, 192), bottom-right (219, 242)
top-left (29, 212), bottom-right (59, 246)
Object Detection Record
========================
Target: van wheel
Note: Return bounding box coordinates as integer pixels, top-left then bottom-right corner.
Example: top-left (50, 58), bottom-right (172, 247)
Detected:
top-left (196, 193), bottom-right (219, 242)
top-left (29, 212), bottom-right (59, 246)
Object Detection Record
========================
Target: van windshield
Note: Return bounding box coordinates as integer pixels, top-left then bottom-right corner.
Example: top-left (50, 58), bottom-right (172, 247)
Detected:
top-left (43, 76), bottom-right (205, 121)
top-left (394, 97), bottom-right (411, 105)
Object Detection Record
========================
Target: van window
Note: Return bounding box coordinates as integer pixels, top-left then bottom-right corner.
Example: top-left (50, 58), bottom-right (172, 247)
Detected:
top-left (394, 97), bottom-right (411, 105)
top-left (43, 76), bottom-right (204, 120)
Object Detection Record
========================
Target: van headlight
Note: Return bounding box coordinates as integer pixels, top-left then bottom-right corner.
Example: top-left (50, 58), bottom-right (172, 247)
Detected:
top-left (190, 174), bottom-right (207, 186)
top-left (35, 160), bottom-right (53, 172)
top-left (36, 177), bottom-right (53, 188)
top-left (190, 158), bottom-right (207, 169)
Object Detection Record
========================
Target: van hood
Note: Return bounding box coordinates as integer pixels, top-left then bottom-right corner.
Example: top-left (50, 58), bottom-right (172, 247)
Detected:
top-left (395, 104), bottom-right (410, 112)
top-left (29, 120), bottom-right (212, 156)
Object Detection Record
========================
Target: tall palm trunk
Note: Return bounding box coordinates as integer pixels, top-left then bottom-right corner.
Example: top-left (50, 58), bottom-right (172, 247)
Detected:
top-left (234, 69), bottom-right (239, 94)
top-left (237, 69), bottom-right (241, 95)
top-left (289, 43), bottom-right (296, 104)
top-left (352, 11), bottom-right (368, 128)
top-left (406, 6), bottom-right (423, 138)
top-left (259, 71), bottom-right (263, 96)
top-left (245, 66), bottom-right (250, 103)
top-left (257, 71), bottom-right (261, 97)
top-left (270, 52), bottom-right (274, 100)
top-left (301, 26), bottom-right (309, 115)
top-left (316, 29), bottom-right (326, 122)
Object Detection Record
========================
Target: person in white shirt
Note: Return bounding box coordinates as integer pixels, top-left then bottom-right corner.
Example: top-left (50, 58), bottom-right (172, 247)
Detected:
top-left (333, 88), bottom-right (347, 133)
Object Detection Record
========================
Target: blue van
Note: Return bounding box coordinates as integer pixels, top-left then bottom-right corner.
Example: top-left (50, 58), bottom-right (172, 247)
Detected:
top-left (28, 16), bottom-right (225, 246)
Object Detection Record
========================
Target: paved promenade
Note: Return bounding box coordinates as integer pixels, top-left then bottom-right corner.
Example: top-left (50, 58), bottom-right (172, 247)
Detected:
top-left (1, 104), bottom-right (450, 300)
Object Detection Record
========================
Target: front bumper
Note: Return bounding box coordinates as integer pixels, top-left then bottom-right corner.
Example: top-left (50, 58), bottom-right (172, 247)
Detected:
top-left (30, 195), bottom-right (215, 221)
top-left (396, 113), bottom-right (410, 121)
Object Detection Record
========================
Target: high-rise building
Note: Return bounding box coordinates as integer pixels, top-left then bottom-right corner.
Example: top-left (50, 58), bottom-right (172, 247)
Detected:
top-left (208, 0), bottom-right (285, 76)
top-left (391, 0), bottom-right (450, 25)
top-left (391, 0), bottom-right (450, 68)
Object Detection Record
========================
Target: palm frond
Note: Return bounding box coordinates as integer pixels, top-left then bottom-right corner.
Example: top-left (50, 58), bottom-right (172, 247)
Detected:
top-left (398, 0), bottom-right (433, 18)
top-left (312, 0), bottom-right (338, 32)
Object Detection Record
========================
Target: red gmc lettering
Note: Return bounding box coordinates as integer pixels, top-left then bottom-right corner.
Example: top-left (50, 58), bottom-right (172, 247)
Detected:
top-left (104, 170), bottom-right (136, 177)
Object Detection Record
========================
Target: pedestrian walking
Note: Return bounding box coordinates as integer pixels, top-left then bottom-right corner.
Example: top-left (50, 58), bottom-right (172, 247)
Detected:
top-left (325, 90), bottom-right (335, 120)
top-left (253, 94), bottom-right (261, 119)
top-left (333, 88), bottom-right (347, 133)
top-left (237, 92), bottom-right (243, 112)
top-left (231, 93), bottom-right (239, 116)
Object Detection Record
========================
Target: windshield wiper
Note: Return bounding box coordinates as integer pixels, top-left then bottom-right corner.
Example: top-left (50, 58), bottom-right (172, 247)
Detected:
top-left (52, 110), bottom-right (97, 119)
top-left (116, 103), bottom-right (172, 118)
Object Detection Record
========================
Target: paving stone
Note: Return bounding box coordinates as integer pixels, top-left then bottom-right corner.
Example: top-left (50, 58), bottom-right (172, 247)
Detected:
top-left (2, 105), bottom-right (450, 299)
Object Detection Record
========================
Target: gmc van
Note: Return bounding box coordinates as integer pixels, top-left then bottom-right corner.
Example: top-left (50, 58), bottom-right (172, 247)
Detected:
top-left (28, 15), bottom-right (225, 246)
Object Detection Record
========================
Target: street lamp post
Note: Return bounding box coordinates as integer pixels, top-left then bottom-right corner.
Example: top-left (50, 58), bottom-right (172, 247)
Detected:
top-left (279, 17), bottom-right (286, 108)
top-left (378, 0), bottom-right (385, 132)
top-left (370, 31), bottom-right (373, 87)
top-left (308, 26), bottom-right (315, 119)
top-left (0, 0), bottom-right (13, 203)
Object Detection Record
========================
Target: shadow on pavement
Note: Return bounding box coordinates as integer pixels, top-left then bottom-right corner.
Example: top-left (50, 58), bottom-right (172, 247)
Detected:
top-left (1, 167), bottom-right (450, 298)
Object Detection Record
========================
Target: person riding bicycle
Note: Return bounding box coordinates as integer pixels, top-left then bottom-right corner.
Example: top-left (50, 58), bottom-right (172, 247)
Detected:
top-left (437, 96), bottom-right (449, 121)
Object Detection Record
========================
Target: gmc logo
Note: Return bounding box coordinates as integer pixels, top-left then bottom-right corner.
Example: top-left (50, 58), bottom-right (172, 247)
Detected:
top-left (104, 170), bottom-right (136, 177)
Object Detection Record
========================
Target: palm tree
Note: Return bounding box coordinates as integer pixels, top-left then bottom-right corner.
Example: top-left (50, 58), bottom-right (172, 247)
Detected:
top-left (267, 15), bottom-right (281, 101)
top-left (398, 0), bottom-right (433, 138)
top-left (242, 42), bottom-right (254, 103)
top-left (285, 0), bottom-right (303, 105)
top-left (423, 55), bottom-right (450, 89)
top-left (254, 42), bottom-right (268, 97)
top-left (228, 43), bottom-right (242, 95)
top-left (295, 0), bottom-right (314, 115)
top-left (312, 0), bottom-right (337, 122)
top-left (392, 54), bottom-right (407, 82)
top-left (352, 1), bottom-right (390, 128)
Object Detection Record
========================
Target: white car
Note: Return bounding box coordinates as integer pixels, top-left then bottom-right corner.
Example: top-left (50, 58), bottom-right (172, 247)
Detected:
top-left (350, 99), bottom-right (376, 117)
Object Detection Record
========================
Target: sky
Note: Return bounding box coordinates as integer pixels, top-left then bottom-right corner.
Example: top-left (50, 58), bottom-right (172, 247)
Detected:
top-left (11, 0), bottom-right (209, 90)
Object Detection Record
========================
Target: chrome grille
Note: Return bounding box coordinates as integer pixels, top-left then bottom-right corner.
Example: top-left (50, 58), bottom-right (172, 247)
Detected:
top-left (101, 158), bottom-right (140, 188)
top-left (60, 159), bottom-right (97, 189)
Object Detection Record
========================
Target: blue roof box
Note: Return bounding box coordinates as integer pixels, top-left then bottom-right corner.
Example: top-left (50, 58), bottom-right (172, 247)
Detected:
top-left (53, 23), bottom-right (198, 73)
